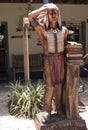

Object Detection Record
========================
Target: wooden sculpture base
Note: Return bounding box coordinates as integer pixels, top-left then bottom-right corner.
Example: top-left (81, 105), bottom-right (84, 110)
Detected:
top-left (34, 112), bottom-right (87, 130)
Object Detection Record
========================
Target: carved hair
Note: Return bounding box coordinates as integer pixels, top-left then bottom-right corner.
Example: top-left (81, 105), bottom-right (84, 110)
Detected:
top-left (37, 3), bottom-right (62, 30)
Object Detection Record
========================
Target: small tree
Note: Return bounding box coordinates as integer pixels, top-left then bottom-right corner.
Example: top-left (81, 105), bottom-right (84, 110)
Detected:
top-left (17, 2), bottom-right (34, 29)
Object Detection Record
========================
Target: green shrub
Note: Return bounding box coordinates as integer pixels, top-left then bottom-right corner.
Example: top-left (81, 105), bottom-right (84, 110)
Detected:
top-left (8, 80), bottom-right (45, 118)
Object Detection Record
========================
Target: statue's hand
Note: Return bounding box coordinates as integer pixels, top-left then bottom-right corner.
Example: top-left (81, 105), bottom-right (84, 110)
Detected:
top-left (67, 41), bottom-right (81, 46)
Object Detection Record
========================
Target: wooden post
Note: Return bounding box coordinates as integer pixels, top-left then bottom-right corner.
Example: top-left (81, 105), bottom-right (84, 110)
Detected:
top-left (66, 63), bottom-right (81, 119)
top-left (65, 42), bottom-right (84, 119)
top-left (23, 17), bottom-right (29, 81)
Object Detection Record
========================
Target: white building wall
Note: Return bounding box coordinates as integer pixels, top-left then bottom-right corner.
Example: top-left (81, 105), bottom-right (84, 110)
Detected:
top-left (0, 3), bottom-right (88, 66)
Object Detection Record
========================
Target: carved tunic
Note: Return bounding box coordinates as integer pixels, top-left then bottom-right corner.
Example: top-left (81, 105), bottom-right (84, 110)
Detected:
top-left (44, 28), bottom-right (65, 85)
top-left (46, 29), bottom-right (64, 53)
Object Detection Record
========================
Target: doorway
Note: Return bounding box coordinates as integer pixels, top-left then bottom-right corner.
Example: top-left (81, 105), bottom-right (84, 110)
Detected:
top-left (0, 22), bottom-right (9, 82)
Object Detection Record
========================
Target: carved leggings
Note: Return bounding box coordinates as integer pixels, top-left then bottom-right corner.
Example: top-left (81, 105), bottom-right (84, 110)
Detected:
top-left (43, 55), bottom-right (64, 112)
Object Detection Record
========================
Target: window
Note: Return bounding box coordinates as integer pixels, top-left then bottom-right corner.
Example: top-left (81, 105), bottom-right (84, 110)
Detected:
top-left (67, 24), bottom-right (81, 43)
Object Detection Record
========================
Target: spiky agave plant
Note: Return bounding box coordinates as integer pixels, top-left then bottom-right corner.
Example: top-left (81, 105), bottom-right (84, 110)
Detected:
top-left (8, 80), bottom-right (45, 118)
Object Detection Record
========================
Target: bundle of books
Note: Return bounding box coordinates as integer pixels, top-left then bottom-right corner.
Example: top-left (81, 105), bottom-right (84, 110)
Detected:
top-left (65, 41), bottom-right (84, 64)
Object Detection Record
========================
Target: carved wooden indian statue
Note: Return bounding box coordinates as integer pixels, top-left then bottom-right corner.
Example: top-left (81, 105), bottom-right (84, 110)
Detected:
top-left (28, 3), bottom-right (87, 130)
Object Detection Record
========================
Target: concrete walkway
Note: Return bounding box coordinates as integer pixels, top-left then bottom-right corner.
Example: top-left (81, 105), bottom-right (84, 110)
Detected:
top-left (0, 78), bottom-right (88, 130)
top-left (0, 83), bottom-right (36, 130)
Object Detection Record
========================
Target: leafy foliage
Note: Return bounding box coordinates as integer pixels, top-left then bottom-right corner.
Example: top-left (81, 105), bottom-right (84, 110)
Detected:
top-left (8, 80), bottom-right (45, 118)
top-left (17, 2), bottom-right (34, 29)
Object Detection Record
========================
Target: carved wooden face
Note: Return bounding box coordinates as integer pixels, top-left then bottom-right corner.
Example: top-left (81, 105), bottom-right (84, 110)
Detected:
top-left (48, 9), bottom-right (59, 25)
